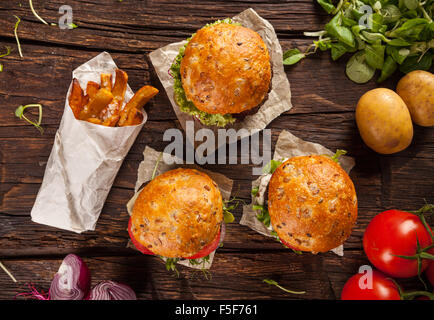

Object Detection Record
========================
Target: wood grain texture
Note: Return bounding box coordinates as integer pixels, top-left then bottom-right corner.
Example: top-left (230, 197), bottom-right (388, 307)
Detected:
top-left (0, 0), bottom-right (433, 300)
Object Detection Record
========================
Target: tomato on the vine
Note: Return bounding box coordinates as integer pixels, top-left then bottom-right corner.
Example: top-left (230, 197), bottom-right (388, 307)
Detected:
top-left (363, 209), bottom-right (433, 278)
top-left (341, 270), bottom-right (401, 300)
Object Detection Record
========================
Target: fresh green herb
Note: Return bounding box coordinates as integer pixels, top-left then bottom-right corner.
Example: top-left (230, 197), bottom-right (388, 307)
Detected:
top-left (13, 15), bottom-right (23, 58)
top-left (253, 204), bottom-right (271, 227)
top-left (223, 206), bottom-right (235, 223)
top-left (163, 257), bottom-right (180, 277)
top-left (251, 186), bottom-right (259, 197)
top-left (0, 46), bottom-right (12, 58)
top-left (329, 149), bottom-right (347, 163)
top-left (263, 279), bottom-right (306, 295)
top-left (29, 0), bottom-right (49, 25)
top-left (14, 104), bottom-right (44, 134)
top-left (151, 152), bottom-right (163, 180)
top-left (284, 0), bottom-right (434, 83)
top-left (223, 197), bottom-right (244, 223)
top-left (262, 159), bottom-right (283, 174)
top-left (188, 255), bottom-right (212, 279)
top-left (283, 48), bottom-right (306, 65)
top-left (0, 47), bottom-right (10, 73)
top-left (345, 51), bottom-right (376, 83)
top-left (0, 261), bottom-right (17, 283)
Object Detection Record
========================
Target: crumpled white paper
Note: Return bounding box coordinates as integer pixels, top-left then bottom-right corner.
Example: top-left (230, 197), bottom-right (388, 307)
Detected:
top-left (241, 130), bottom-right (356, 256)
top-left (126, 146), bottom-right (233, 270)
top-left (149, 8), bottom-right (293, 152)
top-left (31, 52), bottom-right (147, 233)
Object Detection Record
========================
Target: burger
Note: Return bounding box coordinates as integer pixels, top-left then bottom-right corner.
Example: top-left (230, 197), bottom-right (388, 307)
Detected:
top-left (170, 19), bottom-right (272, 127)
top-left (128, 168), bottom-right (224, 267)
top-left (256, 154), bottom-right (357, 253)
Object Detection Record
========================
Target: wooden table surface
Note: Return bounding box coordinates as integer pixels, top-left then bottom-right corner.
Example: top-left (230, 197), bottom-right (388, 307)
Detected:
top-left (0, 0), bottom-right (433, 300)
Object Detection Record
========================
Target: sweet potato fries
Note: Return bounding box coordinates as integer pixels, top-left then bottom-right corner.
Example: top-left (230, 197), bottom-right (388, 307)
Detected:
top-left (68, 69), bottom-right (158, 127)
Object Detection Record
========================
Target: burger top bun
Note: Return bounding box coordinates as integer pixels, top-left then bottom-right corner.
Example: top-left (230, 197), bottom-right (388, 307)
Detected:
top-left (131, 168), bottom-right (223, 258)
top-left (268, 155), bottom-right (358, 253)
top-left (180, 23), bottom-right (271, 115)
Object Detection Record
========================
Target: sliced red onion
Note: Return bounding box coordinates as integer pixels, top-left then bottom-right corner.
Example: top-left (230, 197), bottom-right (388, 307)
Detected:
top-left (89, 281), bottom-right (136, 300)
top-left (49, 254), bottom-right (91, 300)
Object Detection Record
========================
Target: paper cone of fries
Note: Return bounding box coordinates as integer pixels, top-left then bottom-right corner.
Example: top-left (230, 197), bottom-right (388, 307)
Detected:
top-left (31, 52), bottom-right (149, 233)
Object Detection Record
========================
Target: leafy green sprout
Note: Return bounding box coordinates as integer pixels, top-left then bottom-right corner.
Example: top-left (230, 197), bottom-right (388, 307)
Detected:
top-left (0, 46), bottom-right (12, 72)
top-left (29, 0), bottom-right (48, 25)
top-left (263, 279), bottom-right (306, 295)
top-left (0, 261), bottom-right (17, 283)
top-left (15, 104), bottom-right (44, 134)
top-left (163, 257), bottom-right (180, 277)
top-left (223, 197), bottom-right (245, 224)
top-left (284, 0), bottom-right (434, 83)
top-left (13, 15), bottom-right (23, 58)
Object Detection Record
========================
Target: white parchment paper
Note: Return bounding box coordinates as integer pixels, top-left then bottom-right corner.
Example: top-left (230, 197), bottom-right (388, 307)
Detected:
top-left (126, 146), bottom-right (233, 270)
top-left (241, 130), bottom-right (356, 256)
top-left (149, 8), bottom-right (292, 151)
top-left (31, 52), bottom-right (147, 233)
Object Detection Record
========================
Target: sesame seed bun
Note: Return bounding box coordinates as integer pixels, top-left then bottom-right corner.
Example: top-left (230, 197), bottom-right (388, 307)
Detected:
top-left (180, 23), bottom-right (271, 115)
top-left (268, 155), bottom-right (358, 253)
top-left (130, 168), bottom-right (223, 258)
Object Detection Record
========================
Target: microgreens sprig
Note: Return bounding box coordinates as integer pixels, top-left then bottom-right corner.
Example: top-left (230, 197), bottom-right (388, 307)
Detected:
top-left (163, 257), bottom-right (180, 277)
top-left (13, 15), bottom-right (23, 58)
top-left (0, 46), bottom-right (12, 72)
top-left (253, 204), bottom-right (271, 228)
top-left (188, 255), bottom-right (212, 280)
top-left (0, 261), bottom-right (17, 283)
top-left (330, 149), bottom-right (347, 163)
top-left (263, 279), bottom-right (306, 295)
top-left (29, 0), bottom-right (48, 25)
top-left (223, 197), bottom-right (244, 224)
top-left (14, 104), bottom-right (44, 134)
top-left (151, 152), bottom-right (163, 180)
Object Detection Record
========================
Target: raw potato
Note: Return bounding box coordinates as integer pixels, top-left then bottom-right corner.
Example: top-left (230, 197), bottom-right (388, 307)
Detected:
top-left (356, 88), bottom-right (413, 154)
top-left (396, 70), bottom-right (434, 127)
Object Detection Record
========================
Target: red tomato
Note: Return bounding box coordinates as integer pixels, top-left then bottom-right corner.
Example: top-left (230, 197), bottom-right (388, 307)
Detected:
top-left (341, 270), bottom-right (401, 300)
top-left (363, 209), bottom-right (433, 278)
top-left (128, 218), bottom-right (155, 255)
top-left (184, 228), bottom-right (221, 259)
top-left (426, 261), bottom-right (434, 287)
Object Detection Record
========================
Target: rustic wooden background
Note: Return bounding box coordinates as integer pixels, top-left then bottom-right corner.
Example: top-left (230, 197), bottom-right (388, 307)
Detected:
top-left (0, 0), bottom-right (432, 300)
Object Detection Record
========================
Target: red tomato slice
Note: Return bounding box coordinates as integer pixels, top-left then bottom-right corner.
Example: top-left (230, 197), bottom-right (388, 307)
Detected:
top-left (341, 270), bottom-right (401, 300)
top-left (280, 238), bottom-right (301, 251)
top-left (184, 228), bottom-right (221, 260)
top-left (128, 218), bottom-right (155, 256)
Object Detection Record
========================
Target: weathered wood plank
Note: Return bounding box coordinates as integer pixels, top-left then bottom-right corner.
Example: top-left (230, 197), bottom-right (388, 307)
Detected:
top-left (0, 252), bottom-right (366, 300)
